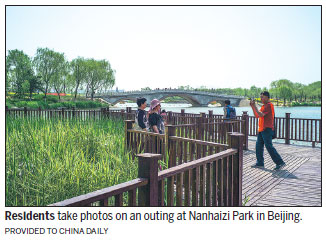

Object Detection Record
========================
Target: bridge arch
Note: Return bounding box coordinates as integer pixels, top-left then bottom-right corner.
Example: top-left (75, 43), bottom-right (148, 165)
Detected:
top-left (110, 97), bottom-right (138, 106)
top-left (207, 99), bottom-right (224, 107)
top-left (158, 94), bottom-right (202, 107)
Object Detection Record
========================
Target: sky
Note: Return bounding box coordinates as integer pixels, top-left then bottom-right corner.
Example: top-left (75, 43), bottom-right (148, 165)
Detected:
top-left (6, 6), bottom-right (321, 91)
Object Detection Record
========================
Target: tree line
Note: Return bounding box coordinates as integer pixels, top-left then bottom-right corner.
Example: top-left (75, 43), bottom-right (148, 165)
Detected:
top-left (176, 79), bottom-right (321, 104)
top-left (6, 48), bottom-right (115, 101)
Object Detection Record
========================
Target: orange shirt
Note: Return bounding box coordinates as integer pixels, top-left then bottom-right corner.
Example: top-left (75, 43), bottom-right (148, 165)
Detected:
top-left (258, 102), bottom-right (275, 132)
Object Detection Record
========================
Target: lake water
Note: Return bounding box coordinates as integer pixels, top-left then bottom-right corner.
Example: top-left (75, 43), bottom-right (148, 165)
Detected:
top-left (113, 103), bottom-right (321, 119)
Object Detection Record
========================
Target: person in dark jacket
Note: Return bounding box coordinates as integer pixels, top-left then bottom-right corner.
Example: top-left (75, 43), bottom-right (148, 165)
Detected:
top-left (134, 97), bottom-right (148, 131)
top-left (148, 99), bottom-right (165, 134)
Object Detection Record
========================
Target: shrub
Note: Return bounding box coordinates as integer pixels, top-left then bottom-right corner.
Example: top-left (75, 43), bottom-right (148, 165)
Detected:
top-left (26, 102), bottom-right (40, 109)
top-left (15, 101), bottom-right (28, 108)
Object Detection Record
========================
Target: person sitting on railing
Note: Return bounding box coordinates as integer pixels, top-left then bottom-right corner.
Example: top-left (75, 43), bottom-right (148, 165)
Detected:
top-left (250, 91), bottom-right (286, 171)
top-left (134, 97), bottom-right (148, 131)
top-left (148, 99), bottom-right (165, 134)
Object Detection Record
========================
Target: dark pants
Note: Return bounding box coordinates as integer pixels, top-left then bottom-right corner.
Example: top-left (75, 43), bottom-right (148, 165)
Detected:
top-left (256, 128), bottom-right (284, 166)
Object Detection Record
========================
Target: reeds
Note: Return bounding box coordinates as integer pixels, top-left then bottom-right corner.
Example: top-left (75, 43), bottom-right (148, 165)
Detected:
top-left (6, 116), bottom-right (137, 206)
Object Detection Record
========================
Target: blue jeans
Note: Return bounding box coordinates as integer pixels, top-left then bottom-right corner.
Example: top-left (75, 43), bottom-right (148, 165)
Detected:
top-left (256, 128), bottom-right (284, 166)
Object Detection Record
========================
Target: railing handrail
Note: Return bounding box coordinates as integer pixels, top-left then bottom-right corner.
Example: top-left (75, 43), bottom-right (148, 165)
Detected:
top-left (127, 129), bottom-right (165, 138)
top-left (158, 148), bottom-right (237, 181)
top-left (169, 136), bottom-right (229, 148)
top-left (48, 178), bottom-right (148, 207)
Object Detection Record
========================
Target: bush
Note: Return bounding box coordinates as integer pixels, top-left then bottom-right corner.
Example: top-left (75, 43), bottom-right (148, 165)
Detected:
top-left (15, 101), bottom-right (28, 108)
top-left (25, 102), bottom-right (40, 109)
top-left (291, 102), bottom-right (321, 107)
top-left (32, 94), bottom-right (45, 101)
top-left (45, 95), bottom-right (59, 103)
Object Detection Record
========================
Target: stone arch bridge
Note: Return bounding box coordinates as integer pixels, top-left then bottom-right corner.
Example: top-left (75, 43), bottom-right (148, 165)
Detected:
top-left (95, 89), bottom-right (246, 107)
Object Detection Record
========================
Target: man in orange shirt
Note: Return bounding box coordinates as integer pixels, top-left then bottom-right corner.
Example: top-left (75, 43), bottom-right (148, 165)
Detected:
top-left (250, 91), bottom-right (286, 170)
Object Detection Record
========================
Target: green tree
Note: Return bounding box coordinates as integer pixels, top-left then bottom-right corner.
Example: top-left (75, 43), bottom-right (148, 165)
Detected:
top-left (85, 59), bottom-right (115, 100)
top-left (6, 49), bottom-right (34, 98)
top-left (70, 57), bottom-right (89, 100)
top-left (269, 79), bottom-right (293, 105)
top-left (52, 57), bottom-right (68, 99)
top-left (34, 48), bottom-right (66, 101)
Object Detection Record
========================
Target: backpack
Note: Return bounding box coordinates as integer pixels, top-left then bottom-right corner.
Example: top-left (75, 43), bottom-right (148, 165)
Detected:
top-left (227, 106), bottom-right (236, 119)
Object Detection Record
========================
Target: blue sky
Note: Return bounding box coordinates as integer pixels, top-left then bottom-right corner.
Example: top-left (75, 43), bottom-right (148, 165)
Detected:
top-left (6, 6), bottom-right (321, 90)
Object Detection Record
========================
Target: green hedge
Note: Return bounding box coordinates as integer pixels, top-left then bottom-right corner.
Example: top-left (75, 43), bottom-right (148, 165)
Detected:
top-left (291, 102), bottom-right (321, 107)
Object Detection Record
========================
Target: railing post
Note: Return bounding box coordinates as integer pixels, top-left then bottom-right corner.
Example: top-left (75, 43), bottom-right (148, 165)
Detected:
top-left (121, 109), bottom-right (125, 119)
top-left (125, 120), bottom-right (134, 150)
top-left (285, 113), bottom-right (291, 144)
top-left (137, 153), bottom-right (161, 206)
top-left (167, 111), bottom-right (173, 125)
top-left (230, 133), bottom-right (244, 206)
top-left (165, 125), bottom-right (176, 168)
top-left (208, 110), bottom-right (213, 121)
top-left (241, 111), bottom-right (249, 150)
top-left (195, 117), bottom-right (202, 140)
top-left (24, 107), bottom-right (27, 118)
top-left (62, 108), bottom-right (65, 119)
top-left (181, 109), bottom-right (185, 124)
top-left (106, 107), bottom-right (110, 118)
top-left (126, 107), bottom-right (132, 120)
top-left (200, 112), bottom-right (206, 140)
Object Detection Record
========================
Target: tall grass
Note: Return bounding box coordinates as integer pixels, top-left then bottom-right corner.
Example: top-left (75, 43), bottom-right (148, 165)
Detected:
top-left (6, 116), bottom-right (137, 206)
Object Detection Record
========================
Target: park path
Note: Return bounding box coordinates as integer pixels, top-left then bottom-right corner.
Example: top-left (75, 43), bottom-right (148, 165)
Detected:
top-left (242, 140), bottom-right (321, 206)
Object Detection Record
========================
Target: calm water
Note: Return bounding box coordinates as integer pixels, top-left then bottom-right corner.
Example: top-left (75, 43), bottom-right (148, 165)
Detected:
top-left (113, 103), bottom-right (321, 119)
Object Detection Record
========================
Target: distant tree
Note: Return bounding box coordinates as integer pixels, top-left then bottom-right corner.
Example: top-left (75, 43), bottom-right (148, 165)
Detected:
top-left (24, 71), bottom-right (42, 100)
top-left (269, 79), bottom-right (294, 105)
top-left (6, 49), bottom-right (34, 98)
top-left (141, 87), bottom-right (151, 91)
top-left (52, 56), bottom-right (68, 100)
top-left (85, 59), bottom-right (115, 100)
top-left (34, 48), bottom-right (66, 101)
top-left (70, 57), bottom-right (89, 100)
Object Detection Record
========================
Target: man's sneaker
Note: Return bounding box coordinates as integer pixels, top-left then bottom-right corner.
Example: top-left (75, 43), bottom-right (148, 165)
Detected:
top-left (251, 164), bottom-right (264, 169)
top-left (274, 162), bottom-right (286, 171)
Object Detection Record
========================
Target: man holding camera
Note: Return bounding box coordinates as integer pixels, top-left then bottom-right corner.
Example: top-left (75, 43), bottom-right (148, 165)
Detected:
top-left (250, 91), bottom-right (286, 170)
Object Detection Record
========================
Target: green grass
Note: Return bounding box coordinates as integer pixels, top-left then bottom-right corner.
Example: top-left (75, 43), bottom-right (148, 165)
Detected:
top-left (6, 116), bottom-right (137, 206)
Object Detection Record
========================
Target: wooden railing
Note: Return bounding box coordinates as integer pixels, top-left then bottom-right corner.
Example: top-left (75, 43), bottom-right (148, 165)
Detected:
top-left (5, 106), bottom-right (135, 120)
top-left (6, 106), bottom-right (319, 145)
top-left (50, 133), bottom-right (243, 207)
top-left (248, 113), bottom-right (321, 146)
top-left (49, 178), bottom-right (148, 207)
top-left (125, 120), bottom-right (231, 168)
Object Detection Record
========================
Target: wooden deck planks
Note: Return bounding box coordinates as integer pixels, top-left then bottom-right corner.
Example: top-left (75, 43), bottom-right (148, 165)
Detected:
top-left (242, 140), bottom-right (321, 206)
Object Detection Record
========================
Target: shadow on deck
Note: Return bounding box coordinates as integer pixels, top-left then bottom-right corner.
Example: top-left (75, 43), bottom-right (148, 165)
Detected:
top-left (242, 140), bottom-right (321, 206)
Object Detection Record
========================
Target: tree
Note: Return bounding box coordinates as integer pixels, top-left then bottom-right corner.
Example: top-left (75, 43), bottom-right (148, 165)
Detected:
top-left (6, 49), bottom-right (34, 98)
top-left (34, 48), bottom-right (66, 101)
top-left (85, 59), bottom-right (115, 100)
top-left (51, 56), bottom-right (68, 100)
top-left (269, 79), bottom-right (293, 105)
top-left (70, 57), bottom-right (88, 100)
top-left (24, 71), bottom-right (42, 100)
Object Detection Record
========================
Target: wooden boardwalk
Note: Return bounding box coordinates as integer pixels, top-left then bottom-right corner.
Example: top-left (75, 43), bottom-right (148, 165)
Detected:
top-left (243, 140), bottom-right (321, 206)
